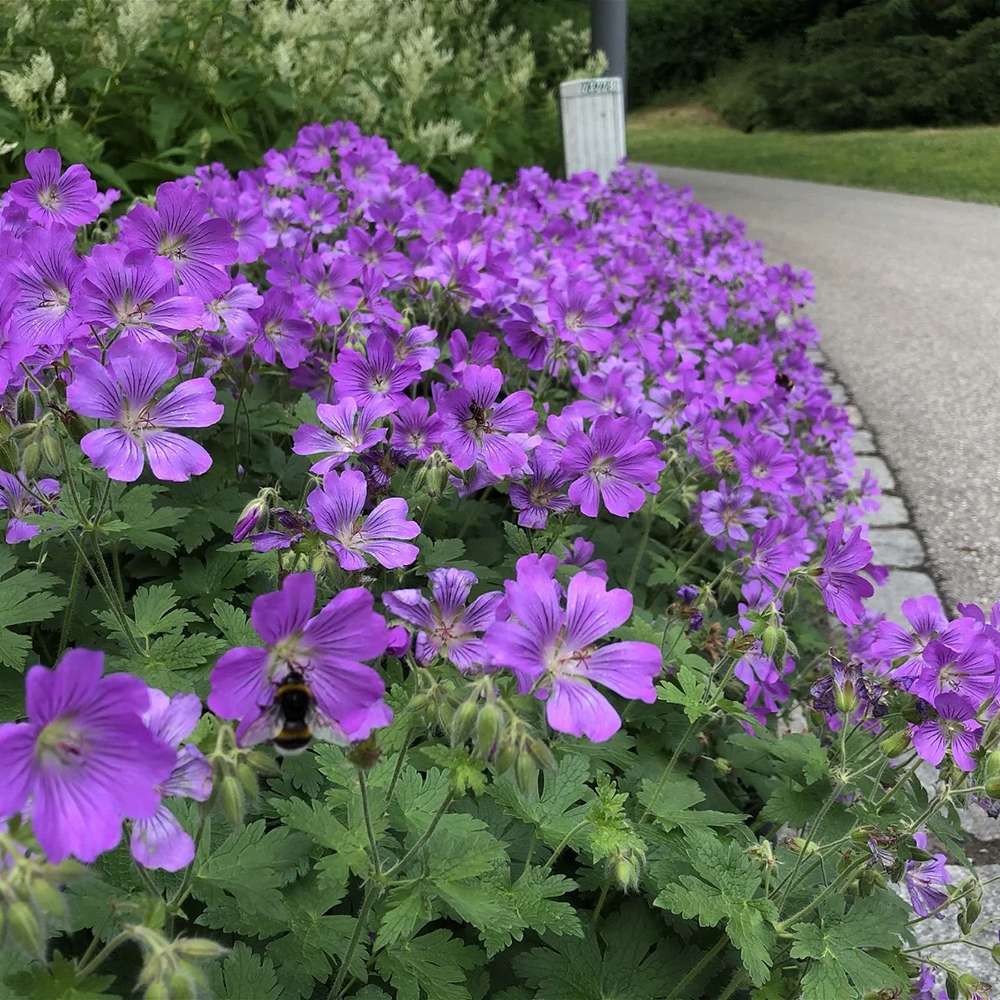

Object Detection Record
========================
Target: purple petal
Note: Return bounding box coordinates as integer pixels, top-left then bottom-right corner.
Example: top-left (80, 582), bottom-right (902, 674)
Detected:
top-left (81, 428), bottom-right (144, 482)
top-left (144, 431), bottom-right (213, 482)
top-left (131, 804), bottom-right (195, 872)
top-left (545, 678), bottom-right (621, 741)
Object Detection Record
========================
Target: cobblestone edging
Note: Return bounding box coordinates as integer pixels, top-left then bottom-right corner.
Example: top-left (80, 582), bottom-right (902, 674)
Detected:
top-left (809, 346), bottom-right (1000, 984)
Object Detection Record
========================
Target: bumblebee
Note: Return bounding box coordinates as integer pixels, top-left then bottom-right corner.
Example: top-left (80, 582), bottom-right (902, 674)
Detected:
top-left (272, 671), bottom-right (315, 753)
top-left (774, 371), bottom-right (794, 391)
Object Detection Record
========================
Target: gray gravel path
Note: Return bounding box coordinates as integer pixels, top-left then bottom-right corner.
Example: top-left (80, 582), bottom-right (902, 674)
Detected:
top-left (649, 165), bottom-right (1000, 610)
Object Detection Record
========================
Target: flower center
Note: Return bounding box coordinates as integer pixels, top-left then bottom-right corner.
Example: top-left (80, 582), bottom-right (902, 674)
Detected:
top-left (38, 186), bottom-right (61, 210)
top-left (267, 634), bottom-right (311, 679)
top-left (751, 463), bottom-right (769, 479)
top-left (36, 718), bottom-right (87, 768)
top-left (158, 234), bottom-right (188, 261)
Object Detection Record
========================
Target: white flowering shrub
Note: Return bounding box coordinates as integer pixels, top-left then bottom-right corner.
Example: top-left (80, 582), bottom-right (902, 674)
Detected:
top-left (0, 0), bottom-right (598, 191)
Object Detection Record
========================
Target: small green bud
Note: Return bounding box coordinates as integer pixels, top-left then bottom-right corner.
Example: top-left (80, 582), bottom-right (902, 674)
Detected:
top-left (712, 757), bottom-right (732, 776)
top-left (21, 441), bottom-right (41, 477)
top-left (144, 983), bottom-right (170, 1000)
top-left (959, 896), bottom-right (982, 934)
top-left (991, 942), bottom-right (1000, 965)
top-left (526, 737), bottom-right (556, 772)
top-left (7, 900), bottom-right (43, 959)
top-left (474, 702), bottom-right (501, 759)
top-left (762, 624), bottom-right (782, 659)
top-left (613, 857), bottom-right (638, 892)
top-left (236, 763), bottom-right (259, 798)
top-left (175, 936), bottom-right (229, 961)
top-left (879, 729), bottom-right (911, 758)
top-left (244, 750), bottom-right (279, 775)
top-left (493, 740), bottom-right (516, 774)
top-left (15, 387), bottom-right (35, 425)
top-left (944, 970), bottom-right (960, 1000)
top-left (31, 879), bottom-right (66, 919)
top-left (40, 429), bottom-right (61, 470)
top-left (218, 774), bottom-right (245, 827)
top-left (449, 700), bottom-right (479, 747)
top-left (63, 413), bottom-right (88, 444)
top-left (515, 754), bottom-right (538, 796)
top-left (166, 971), bottom-right (197, 1000)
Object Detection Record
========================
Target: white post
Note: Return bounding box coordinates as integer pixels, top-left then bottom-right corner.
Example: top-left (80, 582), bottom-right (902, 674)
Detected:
top-left (559, 77), bottom-right (627, 182)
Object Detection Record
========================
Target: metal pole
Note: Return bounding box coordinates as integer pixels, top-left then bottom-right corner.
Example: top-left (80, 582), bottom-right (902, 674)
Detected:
top-left (590, 0), bottom-right (627, 100)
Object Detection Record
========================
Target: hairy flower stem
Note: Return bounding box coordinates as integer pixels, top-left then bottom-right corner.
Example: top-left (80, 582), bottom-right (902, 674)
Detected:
top-left (664, 934), bottom-right (728, 1000)
top-left (328, 884), bottom-right (377, 1000)
top-left (386, 794), bottom-right (454, 878)
top-left (590, 882), bottom-right (610, 926)
top-left (385, 729), bottom-right (414, 806)
top-left (358, 770), bottom-right (382, 876)
top-left (774, 781), bottom-right (844, 909)
top-left (541, 819), bottom-right (589, 874)
top-left (76, 929), bottom-right (131, 979)
top-left (717, 969), bottom-right (747, 1000)
top-left (167, 808), bottom-right (211, 912)
top-left (673, 536), bottom-right (712, 581)
top-left (626, 501), bottom-right (654, 592)
top-left (775, 857), bottom-right (870, 932)
top-left (56, 547), bottom-right (83, 657)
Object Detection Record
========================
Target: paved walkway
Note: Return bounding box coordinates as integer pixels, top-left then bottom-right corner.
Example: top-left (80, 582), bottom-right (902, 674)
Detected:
top-left (649, 165), bottom-right (1000, 611)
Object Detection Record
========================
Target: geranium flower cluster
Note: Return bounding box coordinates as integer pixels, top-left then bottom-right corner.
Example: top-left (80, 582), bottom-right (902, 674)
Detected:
top-left (2, 124), bottom-right (995, 955)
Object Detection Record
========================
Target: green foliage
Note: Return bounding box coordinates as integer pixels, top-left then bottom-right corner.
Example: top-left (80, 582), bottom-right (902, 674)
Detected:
top-left (630, 0), bottom-right (1000, 132)
top-left (0, 549), bottom-right (64, 671)
top-left (0, 0), bottom-right (598, 192)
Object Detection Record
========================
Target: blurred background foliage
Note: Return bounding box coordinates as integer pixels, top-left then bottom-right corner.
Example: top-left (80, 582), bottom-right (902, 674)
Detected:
top-left (0, 0), bottom-right (601, 193)
top-left (629, 0), bottom-right (1000, 132)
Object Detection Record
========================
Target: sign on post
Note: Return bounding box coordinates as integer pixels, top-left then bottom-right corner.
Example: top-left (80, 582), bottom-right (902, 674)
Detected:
top-left (559, 76), bottom-right (626, 181)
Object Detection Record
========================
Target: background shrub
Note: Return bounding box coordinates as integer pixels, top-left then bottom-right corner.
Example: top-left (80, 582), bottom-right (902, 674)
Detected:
top-left (630, 0), bottom-right (1000, 131)
top-left (0, 0), bottom-right (601, 193)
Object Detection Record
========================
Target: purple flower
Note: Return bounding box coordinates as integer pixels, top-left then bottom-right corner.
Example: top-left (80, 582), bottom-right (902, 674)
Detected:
top-left (871, 595), bottom-right (949, 678)
top-left (904, 832), bottom-right (951, 917)
top-left (250, 289), bottom-right (312, 368)
top-left (308, 469), bottom-right (420, 570)
top-left (0, 472), bottom-right (58, 543)
top-left (817, 520), bottom-right (874, 626)
top-left (329, 332), bottom-right (421, 407)
top-left (131, 690), bottom-right (212, 872)
top-left (120, 180), bottom-right (237, 299)
top-left (509, 443), bottom-right (573, 528)
top-left (293, 397), bottom-right (391, 474)
top-left (0, 649), bottom-right (174, 862)
top-left (67, 341), bottom-right (224, 482)
top-left (9, 149), bottom-right (99, 228)
top-left (208, 573), bottom-right (392, 744)
top-left (202, 279), bottom-right (264, 340)
top-left (911, 693), bottom-right (982, 771)
top-left (734, 435), bottom-right (797, 494)
top-left (911, 638), bottom-right (997, 709)
top-left (78, 244), bottom-right (203, 344)
top-left (439, 364), bottom-right (537, 476)
top-left (561, 415), bottom-right (664, 518)
top-left (711, 343), bottom-right (775, 404)
top-left (558, 538), bottom-right (608, 580)
top-left (484, 557), bottom-right (661, 741)
top-left (8, 227), bottom-right (83, 346)
top-left (384, 568), bottom-right (502, 670)
top-left (391, 397), bottom-right (444, 460)
top-left (548, 279), bottom-right (616, 353)
top-left (699, 482), bottom-right (768, 542)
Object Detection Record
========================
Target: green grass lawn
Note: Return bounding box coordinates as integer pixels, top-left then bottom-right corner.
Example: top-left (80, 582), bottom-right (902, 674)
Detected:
top-left (627, 106), bottom-right (1000, 204)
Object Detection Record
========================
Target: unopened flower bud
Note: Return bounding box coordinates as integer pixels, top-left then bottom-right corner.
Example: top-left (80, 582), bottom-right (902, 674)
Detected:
top-left (233, 494), bottom-right (271, 542)
top-left (992, 942), bottom-right (1000, 965)
top-left (959, 894), bottom-right (982, 934)
top-left (712, 448), bottom-right (734, 472)
top-left (493, 741), bottom-right (516, 775)
top-left (945, 970), bottom-right (960, 999)
top-left (526, 737), bottom-right (556, 772)
top-left (713, 757), bottom-right (732, 776)
top-left (62, 412), bottom-right (88, 444)
top-left (515, 754), bottom-right (538, 796)
top-left (15, 387), bottom-right (35, 425)
top-left (236, 763), bottom-right (259, 798)
top-left (145, 983), bottom-right (170, 1000)
top-left (218, 774), bottom-right (245, 827)
top-left (40, 428), bottom-right (61, 469)
top-left (879, 729), bottom-right (911, 757)
top-left (450, 700), bottom-right (479, 747)
top-left (613, 856), bottom-right (638, 892)
top-left (175, 937), bottom-right (229, 961)
top-left (30, 879), bottom-right (66, 919)
top-left (166, 970), bottom-right (198, 1000)
top-left (7, 900), bottom-right (43, 959)
top-left (834, 679), bottom-right (857, 714)
top-left (762, 624), bottom-right (782, 659)
top-left (475, 703), bottom-right (502, 759)
top-left (21, 441), bottom-right (41, 477)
